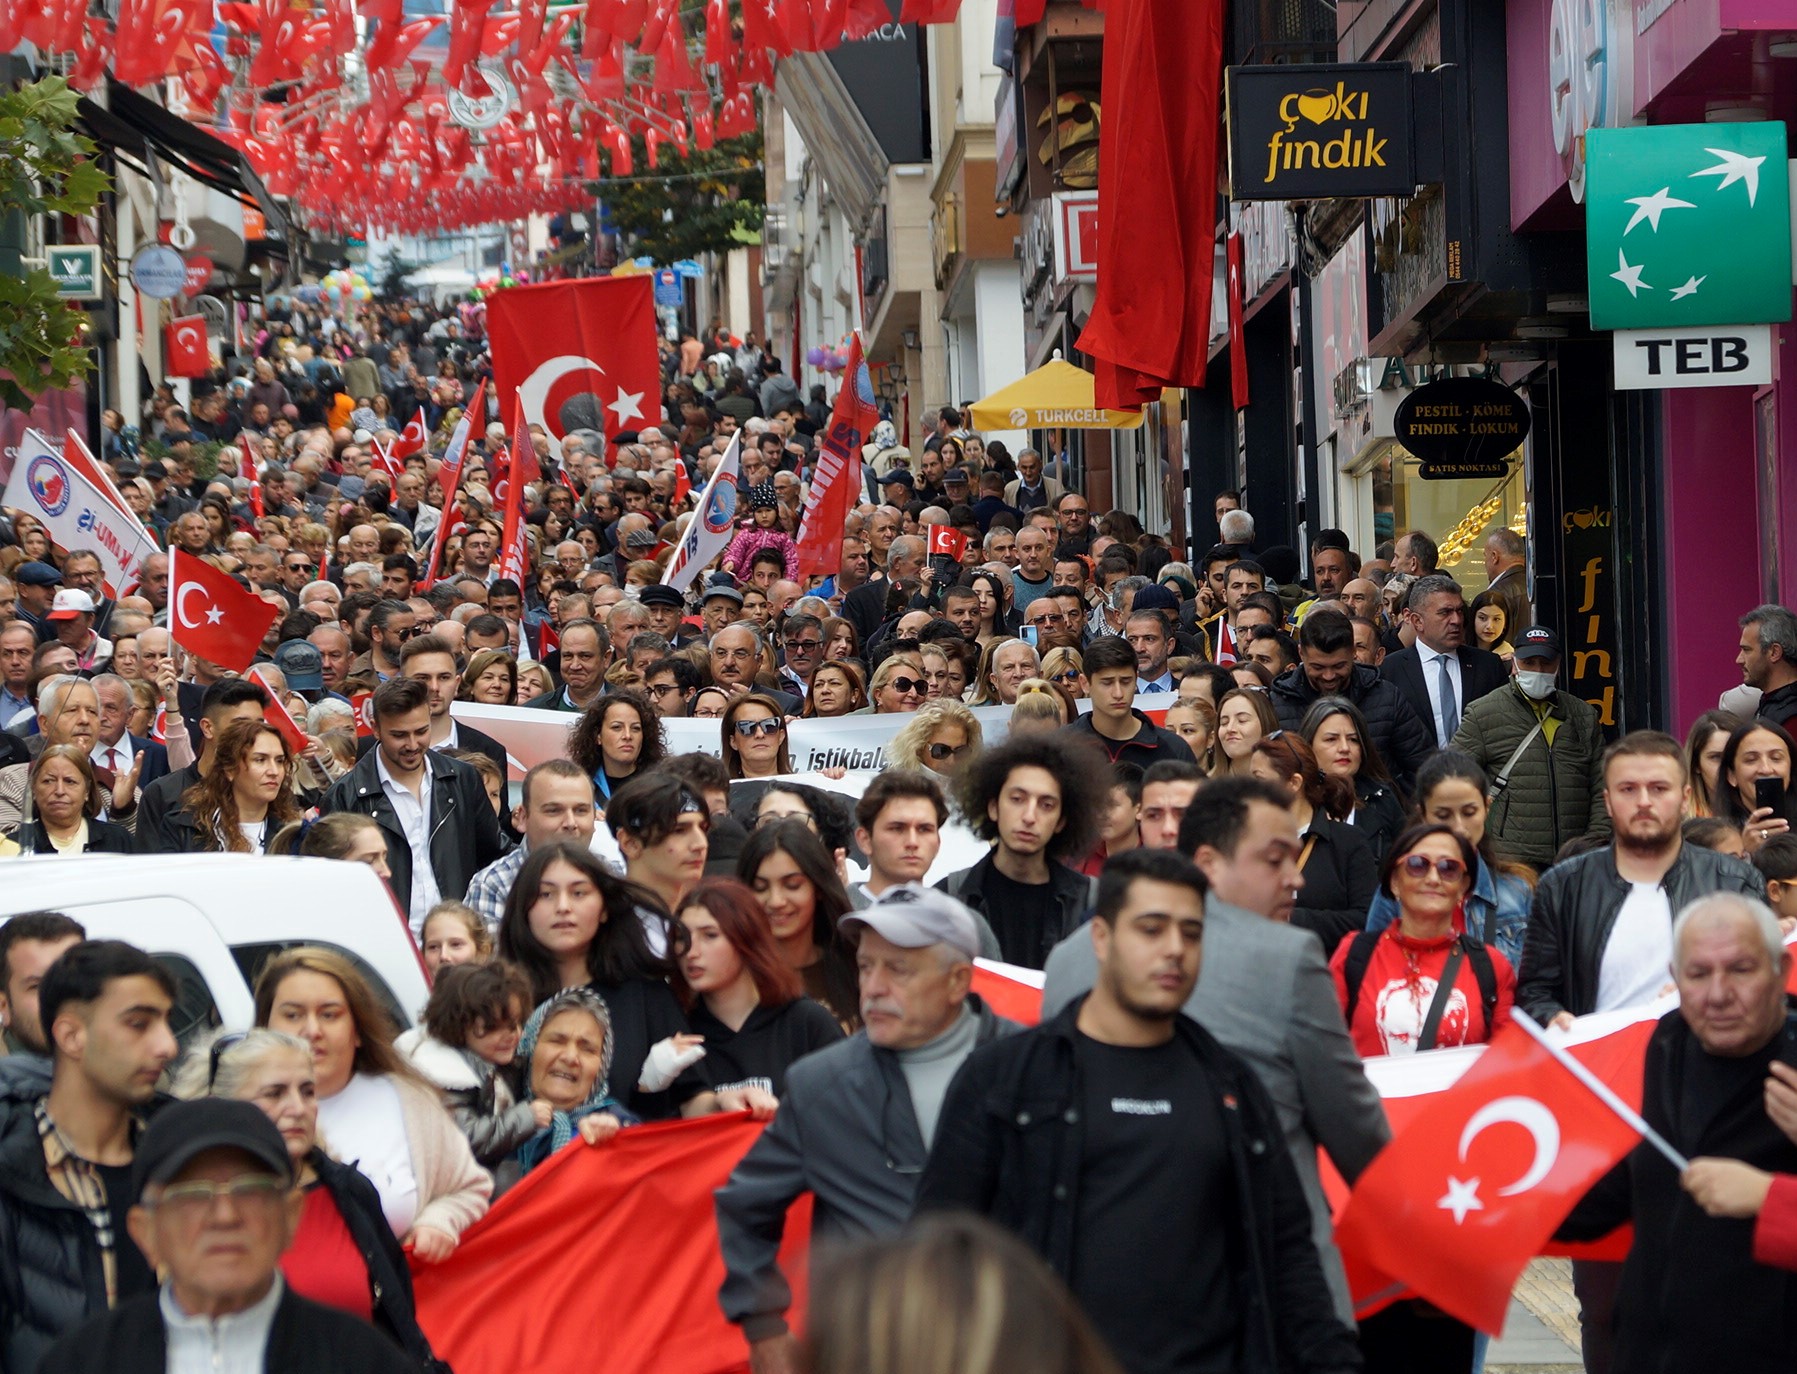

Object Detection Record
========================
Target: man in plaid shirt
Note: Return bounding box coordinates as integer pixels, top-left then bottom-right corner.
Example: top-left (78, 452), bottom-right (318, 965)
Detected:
top-left (464, 760), bottom-right (602, 932)
top-left (0, 940), bottom-right (178, 1374)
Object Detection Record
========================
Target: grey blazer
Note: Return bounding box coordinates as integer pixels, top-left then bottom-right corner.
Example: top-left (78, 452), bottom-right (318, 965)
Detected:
top-left (1040, 897), bottom-right (1389, 1324)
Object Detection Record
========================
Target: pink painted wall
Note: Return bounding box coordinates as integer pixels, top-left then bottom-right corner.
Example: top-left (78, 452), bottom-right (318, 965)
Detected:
top-left (1661, 381), bottom-right (1764, 734)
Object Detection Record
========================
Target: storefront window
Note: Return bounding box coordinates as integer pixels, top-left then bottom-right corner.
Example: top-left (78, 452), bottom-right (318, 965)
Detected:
top-left (1378, 449), bottom-right (1528, 595)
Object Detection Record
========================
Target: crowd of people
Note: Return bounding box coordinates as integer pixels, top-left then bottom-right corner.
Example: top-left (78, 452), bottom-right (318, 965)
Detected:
top-left (1, 291), bottom-right (1796, 1374)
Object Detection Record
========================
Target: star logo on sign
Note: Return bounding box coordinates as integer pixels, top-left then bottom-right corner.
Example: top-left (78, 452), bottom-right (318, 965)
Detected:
top-left (1670, 275), bottom-right (1706, 301)
top-left (1610, 249), bottom-right (1651, 297)
top-left (1622, 187), bottom-right (1694, 234)
top-left (1690, 147), bottom-right (1765, 207)
top-left (608, 389), bottom-right (645, 425)
top-left (1438, 1175), bottom-right (1484, 1225)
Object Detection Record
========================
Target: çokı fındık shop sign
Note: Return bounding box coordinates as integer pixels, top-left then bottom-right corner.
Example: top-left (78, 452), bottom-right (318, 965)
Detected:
top-left (1226, 63), bottom-right (1417, 202)
top-left (1394, 377), bottom-right (1530, 479)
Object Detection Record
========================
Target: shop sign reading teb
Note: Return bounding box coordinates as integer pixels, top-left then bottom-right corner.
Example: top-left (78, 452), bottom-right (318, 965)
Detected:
top-left (1226, 63), bottom-right (1416, 201)
top-left (1394, 377), bottom-right (1529, 479)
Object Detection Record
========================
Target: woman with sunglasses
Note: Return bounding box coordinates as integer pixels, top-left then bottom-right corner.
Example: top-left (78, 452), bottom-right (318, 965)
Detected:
top-left (1327, 821), bottom-right (1513, 1371)
top-left (888, 699), bottom-right (984, 781)
top-left (801, 661), bottom-right (867, 718)
top-left (866, 654), bottom-right (928, 714)
top-left (722, 693), bottom-right (793, 779)
top-left (1039, 646), bottom-right (1085, 701)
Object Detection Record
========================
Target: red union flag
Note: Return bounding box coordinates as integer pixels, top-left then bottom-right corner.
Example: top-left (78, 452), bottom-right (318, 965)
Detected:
top-left (1334, 1018), bottom-right (1649, 1334)
top-left (927, 522), bottom-right (968, 562)
top-left (167, 547), bottom-right (280, 672)
top-left (486, 276), bottom-right (663, 462)
top-left (796, 335), bottom-right (877, 580)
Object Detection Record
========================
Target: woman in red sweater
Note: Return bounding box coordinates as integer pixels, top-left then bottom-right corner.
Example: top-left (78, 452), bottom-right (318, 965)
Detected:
top-left (1330, 823), bottom-right (1517, 1059)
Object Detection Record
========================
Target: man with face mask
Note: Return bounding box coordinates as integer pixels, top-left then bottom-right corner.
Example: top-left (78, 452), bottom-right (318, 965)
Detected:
top-left (1447, 626), bottom-right (1611, 869)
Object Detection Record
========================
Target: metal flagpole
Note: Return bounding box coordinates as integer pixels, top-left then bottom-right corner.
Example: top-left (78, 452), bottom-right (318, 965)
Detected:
top-left (1512, 1010), bottom-right (1689, 1171)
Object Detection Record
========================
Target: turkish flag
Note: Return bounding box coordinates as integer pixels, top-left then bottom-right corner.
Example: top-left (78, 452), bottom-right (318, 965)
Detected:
top-left (167, 548), bottom-right (280, 673)
top-left (394, 408), bottom-right (430, 457)
top-left (368, 439), bottom-right (405, 484)
top-left (1073, 0), bottom-right (1225, 410)
top-left (673, 456), bottom-right (691, 506)
top-left (927, 522), bottom-right (968, 562)
top-left (495, 396), bottom-right (532, 587)
top-left (486, 277), bottom-right (663, 460)
top-left (239, 433), bottom-right (264, 519)
top-left (795, 335), bottom-right (877, 580)
top-left (247, 666), bottom-right (309, 755)
top-left (412, 1113), bottom-right (811, 1374)
top-left (164, 315), bottom-right (210, 377)
top-left (350, 691), bottom-right (377, 738)
top-left (1334, 1021), bottom-right (1649, 1334)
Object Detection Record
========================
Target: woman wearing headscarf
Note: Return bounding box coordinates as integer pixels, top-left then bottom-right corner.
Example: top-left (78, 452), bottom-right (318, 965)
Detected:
top-left (723, 482), bottom-right (799, 580)
top-left (505, 988), bottom-right (635, 1182)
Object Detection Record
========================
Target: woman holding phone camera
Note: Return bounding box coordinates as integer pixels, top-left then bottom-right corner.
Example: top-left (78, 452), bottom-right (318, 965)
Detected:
top-left (1716, 718), bottom-right (1797, 855)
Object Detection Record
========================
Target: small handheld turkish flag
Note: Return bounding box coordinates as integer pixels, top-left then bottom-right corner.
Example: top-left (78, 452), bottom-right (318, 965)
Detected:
top-left (239, 433), bottom-right (264, 519)
top-left (394, 409), bottom-right (430, 458)
top-left (1334, 1017), bottom-right (1651, 1334)
top-left (247, 666), bottom-right (309, 755)
top-left (164, 315), bottom-right (210, 378)
top-left (927, 523), bottom-right (968, 561)
top-left (167, 548), bottom-right (279, 673)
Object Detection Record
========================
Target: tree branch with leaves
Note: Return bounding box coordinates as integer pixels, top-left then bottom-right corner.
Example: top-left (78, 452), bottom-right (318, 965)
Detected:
top-left (597, 130), bottom-right (765, 266)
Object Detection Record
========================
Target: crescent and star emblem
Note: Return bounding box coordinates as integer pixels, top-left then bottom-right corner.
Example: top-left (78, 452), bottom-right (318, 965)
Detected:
top-left (1437, 1095), bottom-right (1562, 1224)
top-left (175, 582), bottom-right (224, 629)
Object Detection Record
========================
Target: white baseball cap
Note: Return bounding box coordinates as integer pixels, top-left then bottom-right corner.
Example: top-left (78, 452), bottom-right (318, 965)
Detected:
top-left (47, 589), bottom-right (96, 621)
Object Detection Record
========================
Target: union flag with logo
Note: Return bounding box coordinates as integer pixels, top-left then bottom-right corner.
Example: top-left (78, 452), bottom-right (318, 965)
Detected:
top-left (486, 276), bottom-right (664, 460)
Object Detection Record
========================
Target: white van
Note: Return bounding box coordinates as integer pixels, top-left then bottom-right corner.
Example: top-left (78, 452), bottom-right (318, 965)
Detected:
top-left (0, 855), bottom-right (431, 1046)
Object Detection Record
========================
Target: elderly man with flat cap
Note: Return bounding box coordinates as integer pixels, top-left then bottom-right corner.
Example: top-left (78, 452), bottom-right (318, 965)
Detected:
top-left (714, 886), bottom-right (1018, 1374)
top-left (40, 1098), bottom-right (410, 1374)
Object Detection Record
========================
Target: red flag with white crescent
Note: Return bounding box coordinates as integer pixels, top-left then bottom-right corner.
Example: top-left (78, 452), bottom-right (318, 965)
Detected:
top-left (394, 407), bottom-right (430, 458)
top-left (495, 395), bottom-right (532, 587)
top-left (247, 665), bottom-right (308, 755)
top-left (795, 335), bottom-right (877, 580)
top-left (167, 548), bottom-right (279, 673)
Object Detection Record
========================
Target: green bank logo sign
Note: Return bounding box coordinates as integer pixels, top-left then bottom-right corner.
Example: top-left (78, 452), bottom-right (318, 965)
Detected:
top-left (1227, 63), bottom-right (1417, 202)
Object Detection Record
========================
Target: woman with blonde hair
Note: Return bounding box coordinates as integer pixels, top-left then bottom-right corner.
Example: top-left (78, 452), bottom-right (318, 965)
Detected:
top-left (1008, 679), bottom-right (1073, 734)
top-left (866, 653), bottom-right (928, 714)
top-left (253, 945), bottom-right (491, 1259)
top-left (1039, 646), bottom-right (1084, 700)
top-left (515, 661), bottom-right (555, 704)
top-left (887, 699), bottom-right (983, 779)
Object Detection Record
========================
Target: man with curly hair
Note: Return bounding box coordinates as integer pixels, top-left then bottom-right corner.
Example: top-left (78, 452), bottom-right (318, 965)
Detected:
top-left (938, 733), bottom-right (1107, 968)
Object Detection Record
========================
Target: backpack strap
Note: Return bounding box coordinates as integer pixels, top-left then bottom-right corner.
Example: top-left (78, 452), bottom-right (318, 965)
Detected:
top-left (1462, 935), bottom-right (1500, 1033)
top-left (1341, 928), bottom-right (1384, 1027)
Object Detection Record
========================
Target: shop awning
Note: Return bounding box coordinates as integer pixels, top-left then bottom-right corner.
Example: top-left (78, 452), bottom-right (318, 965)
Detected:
top-left (969, 358), bottom-right (1146, 431)
top-left (77, 81), bottom-right (288, 242)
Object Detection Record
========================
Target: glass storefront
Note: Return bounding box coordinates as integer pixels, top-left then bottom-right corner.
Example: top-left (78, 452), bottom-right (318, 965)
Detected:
top-left (1374, 447), bottom-right (1528, 596)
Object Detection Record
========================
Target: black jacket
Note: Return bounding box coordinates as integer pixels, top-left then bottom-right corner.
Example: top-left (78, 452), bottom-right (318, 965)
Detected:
top-left (132, 763), bottom-right (201, 855)
top-left (1559, 1009), bottom-right (1797, 1374)
top-left (1517, 844), bottom-right (1767, 1021)
top-left (4, 818), bottom-right (135, 855)
top-left (1290, 816), bottom-right (1377, 953)
top-left (0, 1058), bottom-right (108, 1374)
top-left (1351, 777), bottom-right (1405, 862)
top-left (322, 748), bottom-right (510, 915)
top-left (1269, 662), bottom-right (1435, 794)
top-left (38, 1285), bottom-right (413, 1374)
top-left (688, 996), bottom-right (844, 1098)
top-left (307, 1151), bottom-right (444, 1371)
top-left (918, 998), bottom-right (1362, 1374)
top-left (938, 853), bottom-right (1096, 970)
top-left (1379, 643), bottom-right (1510, 748)
top-left (1062, 709), bottom-right (1198, 771)
top-left (1758, 680), bottom-right (1797, 733)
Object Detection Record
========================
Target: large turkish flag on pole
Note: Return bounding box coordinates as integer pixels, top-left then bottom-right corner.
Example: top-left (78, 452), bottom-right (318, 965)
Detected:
top-left (1074, 0), bottom-right (1226, 410)
top-left (1334, 1018), bottom-right (1650, 1334)
top-left (795, 335), bottom-right (877, 580)
top-left (485, 276), bottom-right (664, 462)
top-left (167, 547), bottom-right (279, 672)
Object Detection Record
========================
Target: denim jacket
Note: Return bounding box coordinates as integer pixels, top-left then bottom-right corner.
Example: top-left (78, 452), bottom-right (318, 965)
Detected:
top-left (1365, 852), bottom-right (1529, 966)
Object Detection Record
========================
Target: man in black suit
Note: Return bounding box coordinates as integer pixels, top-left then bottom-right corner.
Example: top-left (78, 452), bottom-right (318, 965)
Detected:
top-left (1482, 528), bottom-right (1531, 643)
top-left (1380, 573), bottom-right (1509, 749)
top-left (843, 534), bottom-right (926, 645)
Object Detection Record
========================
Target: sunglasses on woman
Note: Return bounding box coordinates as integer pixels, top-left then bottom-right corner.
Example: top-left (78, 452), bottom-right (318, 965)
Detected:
top-left (1049, 671), bottom-right (1081, 685)
top-left (927, 742), bottom-right (970, 761)
top-left (888, 676), bottom-right (926, 696)
top-left (1399, 854), bottom-right (1466, 881)
top-left (733, 717), bottom-right (783, 739)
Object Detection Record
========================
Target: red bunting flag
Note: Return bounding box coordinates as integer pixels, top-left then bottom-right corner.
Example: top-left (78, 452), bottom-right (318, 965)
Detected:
top-left (167, 548), bottom-right (279, 673)
top-left (246, 665), bottom-right (309, 755)
top-left (411, 1114), bottom-right (810, 1374)
top-left (164, 315), bottom-right (210, 377)
top-left (795, 335), bottom-right (877, 580)
top-left (1334, 1018), bottom-right (1651, 1334)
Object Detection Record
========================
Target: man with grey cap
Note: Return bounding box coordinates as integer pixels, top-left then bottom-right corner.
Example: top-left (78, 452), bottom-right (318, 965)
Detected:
top-left (714, 885), bottom-right (1017, 1374)
top-left (39, 1098), bottom-right (410, 1374)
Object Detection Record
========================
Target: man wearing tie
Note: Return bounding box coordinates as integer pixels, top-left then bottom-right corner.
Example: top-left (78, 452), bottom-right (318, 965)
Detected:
top-left (1379, 574), bottom-right (1508, 749)
top-left (88, 673), bottom-right (169, 794)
